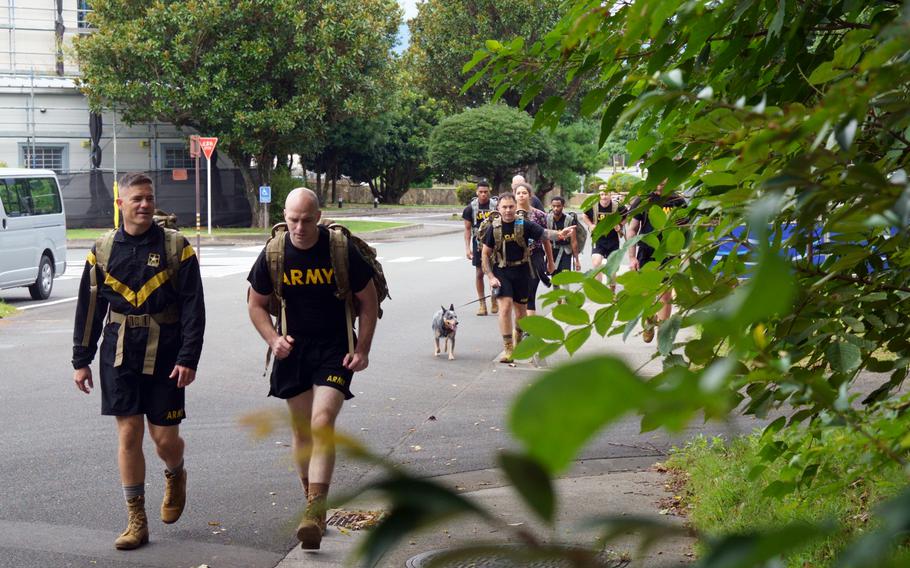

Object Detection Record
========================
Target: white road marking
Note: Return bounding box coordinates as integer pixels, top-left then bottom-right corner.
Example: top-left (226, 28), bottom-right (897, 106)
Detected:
top-left (387, 256), bottom-right (423, 263)
top-left (18, 297), bottom-right (78, 310)
top-left (428, 256), bottom-right (461, 262)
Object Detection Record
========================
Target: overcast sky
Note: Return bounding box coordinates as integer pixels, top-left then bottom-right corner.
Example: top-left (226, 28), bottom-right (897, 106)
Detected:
top-left (399, 0), bottom-right (419, 20)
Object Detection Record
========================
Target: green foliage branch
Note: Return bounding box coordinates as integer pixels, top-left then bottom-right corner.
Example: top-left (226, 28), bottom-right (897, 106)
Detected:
top-left (353, 0), bottom-right (910, 566)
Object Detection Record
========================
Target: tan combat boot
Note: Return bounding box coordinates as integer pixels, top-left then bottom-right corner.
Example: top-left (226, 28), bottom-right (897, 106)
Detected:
top-left (642, 317), bottom-right (656, 344)
top-left (114, 496), bottom-right (149, 550)
top-left (297, 489), bottom-right (328, 550)
top-left (499, 335), bottom-right (514, 363)
top-left (476, 300), bottom-right (488, 316)
top-left (161, 468), bottom-right (187, 524)
top-left (491, 300), bottom-right (499, 314)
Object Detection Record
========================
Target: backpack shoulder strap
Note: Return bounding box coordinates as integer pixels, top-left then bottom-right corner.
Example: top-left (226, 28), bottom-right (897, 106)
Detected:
top-left (265, 225), bottom-right (287, 335)
top-left (327, 224), bottom-right (356, 355)
top-left (471, 198), bottom-right (479, 224)
top-left (162, 228), bottom-right (184, 291)
top-left (94, 229), bottom-right (118, 272)
top-left (492, 215), bottom-right (505, 267)
top-left (546, 212), bottom-right (555, 230)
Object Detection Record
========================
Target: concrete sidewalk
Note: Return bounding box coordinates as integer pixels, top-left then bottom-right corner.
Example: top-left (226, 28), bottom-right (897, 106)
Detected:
top-left (275, 305), bottom-right (695, 567)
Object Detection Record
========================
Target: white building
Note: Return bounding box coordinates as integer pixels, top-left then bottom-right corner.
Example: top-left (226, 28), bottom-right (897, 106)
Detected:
top-left (0, 1), bottom-right (250, 227)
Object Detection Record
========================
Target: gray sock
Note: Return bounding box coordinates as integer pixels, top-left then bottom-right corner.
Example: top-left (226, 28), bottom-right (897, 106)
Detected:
top-left (166, 459), bottom-right (184, 476)
top-left (123, 483), bottom-right (145, 500)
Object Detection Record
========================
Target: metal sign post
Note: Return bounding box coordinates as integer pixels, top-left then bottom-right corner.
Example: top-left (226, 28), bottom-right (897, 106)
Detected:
top-left (259, 185), bottom-right (271, 228)
top-left (198, 137), bottom-right (218, 234)
top-left (189, 135), bottom-right (201, 259)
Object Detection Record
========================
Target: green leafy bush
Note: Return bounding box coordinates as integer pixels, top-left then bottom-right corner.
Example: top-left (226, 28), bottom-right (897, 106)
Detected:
top-left (455, 182), bottom-right (477, 205)
top-left (585, 176), bottom-right (606, 192)
top-left (668, 430), bottom-right (908, 567)
top-left (606, 173), bottom-right (640, 193)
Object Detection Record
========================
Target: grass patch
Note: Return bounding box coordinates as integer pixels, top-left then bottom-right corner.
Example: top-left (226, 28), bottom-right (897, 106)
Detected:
top-left (668, 433), bottom-right (907, 566)
top-left (0, 300), bottom-right (15, 318)
top-left (67, 220), bottom-right (410, 240)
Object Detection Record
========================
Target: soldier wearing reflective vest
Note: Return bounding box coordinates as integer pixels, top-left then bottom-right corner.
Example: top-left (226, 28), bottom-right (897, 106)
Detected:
top-left (72, 172), bottom-right (205, 551)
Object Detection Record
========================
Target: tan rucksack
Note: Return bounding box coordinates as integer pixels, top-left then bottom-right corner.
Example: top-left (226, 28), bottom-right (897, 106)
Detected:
top-left (490, 210), bottom-right (530, 268)
top-left (259, 221), bottom-right (389, 355)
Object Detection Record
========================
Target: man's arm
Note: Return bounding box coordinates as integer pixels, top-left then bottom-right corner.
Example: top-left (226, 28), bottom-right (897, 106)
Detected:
top-left (463, 219), bottom-right (474, 260)
top-left (72, 248), bottom-right (108, 394)
top-left (627, 218), bottom-right (641, 271)
top-left (248, 287), bottom-right (294, 360)
top-left (482, 244), bottom-right (500, 289)
top-left (542, 238), bottom-right (556, 275)
top-left (344, 280), bottom-right (378, 372)
top-left (172, 241), bottom-right (205, 387)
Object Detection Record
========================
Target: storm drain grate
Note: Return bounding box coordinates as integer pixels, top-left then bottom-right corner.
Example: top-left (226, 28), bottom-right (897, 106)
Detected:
top-left (326, 509), bottom-right (387, 531)
top-left (406, 545), bottom-right (625, 568)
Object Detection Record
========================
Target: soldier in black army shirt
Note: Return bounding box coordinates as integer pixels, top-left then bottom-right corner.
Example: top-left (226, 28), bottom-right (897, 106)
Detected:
top-left (247, 187), bottom-right (378, 550)
top-left (72, 172), bottom-right (205, 551)
top-left (626, 179), bottom-right (687, 343)
top-left (461, 180), bottom-right (497, 316)
top-left (482, 193), bottom-right (573, 362)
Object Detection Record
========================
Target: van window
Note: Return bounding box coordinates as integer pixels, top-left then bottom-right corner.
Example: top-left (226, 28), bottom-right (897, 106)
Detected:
top-left (0, 180), bottom-right (27, 216)
top-left (26, 178), bottom-right (63, 215)
top-left (0, 177), bottom-right (62, 216)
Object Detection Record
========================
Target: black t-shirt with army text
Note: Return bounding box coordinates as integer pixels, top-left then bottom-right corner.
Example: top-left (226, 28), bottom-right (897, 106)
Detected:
top-left (462, 200), bottom-right (496, 246)
top-left (247, 226), bottom-right (374, 337)
top-left (482, 217), bottom-right (545, 263)
top-left (585, 201), bottom-right (625, 250)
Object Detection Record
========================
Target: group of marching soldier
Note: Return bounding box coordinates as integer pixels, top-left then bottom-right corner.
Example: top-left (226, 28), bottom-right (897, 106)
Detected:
top-left (462, 175), bottom-right (682, 361)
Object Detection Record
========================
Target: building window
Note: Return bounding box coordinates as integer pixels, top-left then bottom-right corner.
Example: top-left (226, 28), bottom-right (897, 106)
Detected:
top-left (77, 1), bottom-right (93, 29)
top-left (161, 143), bottom-right (194, 169)
top-left (19, 144), bottom-right (67, 172)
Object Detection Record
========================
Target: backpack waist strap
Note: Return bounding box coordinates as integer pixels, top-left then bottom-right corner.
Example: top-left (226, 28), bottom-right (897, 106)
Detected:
top-left (108, 307), bottom-right (180, 375)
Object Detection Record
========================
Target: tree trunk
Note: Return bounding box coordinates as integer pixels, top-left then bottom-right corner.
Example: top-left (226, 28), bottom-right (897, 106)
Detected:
top-left (234, 154), bottom-right (262, 228)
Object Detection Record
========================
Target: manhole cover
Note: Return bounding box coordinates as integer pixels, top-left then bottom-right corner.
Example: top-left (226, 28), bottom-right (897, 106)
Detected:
top-left (406, 545), bottom-right (623, 568)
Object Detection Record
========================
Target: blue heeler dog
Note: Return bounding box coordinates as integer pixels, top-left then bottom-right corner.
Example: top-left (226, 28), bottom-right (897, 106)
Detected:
top-left (432, 304), bottom-right (459, 360)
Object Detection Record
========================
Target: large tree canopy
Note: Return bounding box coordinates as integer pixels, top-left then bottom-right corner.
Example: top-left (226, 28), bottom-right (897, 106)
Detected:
top-left (407, 0), bottom-right (565, 111)
top-left (76, 0), bottom-right (400, 224)
top-left (428, 104), bottom-right (551, 190)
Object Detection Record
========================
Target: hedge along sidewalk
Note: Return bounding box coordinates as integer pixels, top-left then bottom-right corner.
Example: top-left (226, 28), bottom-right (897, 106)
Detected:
top-left (66, 220), bottom-right (412, 241)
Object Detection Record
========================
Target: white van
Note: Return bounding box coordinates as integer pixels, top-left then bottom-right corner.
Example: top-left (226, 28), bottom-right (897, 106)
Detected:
top-left (0, 169), bottom-right (67, 300)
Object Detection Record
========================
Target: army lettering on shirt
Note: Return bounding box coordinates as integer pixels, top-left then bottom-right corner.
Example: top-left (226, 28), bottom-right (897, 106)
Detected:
top-left (482, 217), bottom-right (546, 263)
top-left (462, 201), bottom-right (495, 231)
top-left (247, 226), bottom-right (374, 337)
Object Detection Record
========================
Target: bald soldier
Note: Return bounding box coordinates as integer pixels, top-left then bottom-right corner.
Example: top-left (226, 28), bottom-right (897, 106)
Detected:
top-left (247, 188), bottom-right (378, 549)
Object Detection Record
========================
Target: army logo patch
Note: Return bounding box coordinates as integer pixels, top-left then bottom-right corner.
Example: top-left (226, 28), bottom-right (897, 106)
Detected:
top-left (147, 253), bottom-right (161, 267)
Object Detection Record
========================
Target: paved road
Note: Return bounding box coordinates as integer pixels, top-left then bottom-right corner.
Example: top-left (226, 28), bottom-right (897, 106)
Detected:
top-left (0, 223), bottom-right (749, 567)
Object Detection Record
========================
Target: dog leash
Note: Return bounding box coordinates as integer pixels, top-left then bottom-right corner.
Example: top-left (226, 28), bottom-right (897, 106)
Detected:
top-left (456, 294), bottom-right (493, 309)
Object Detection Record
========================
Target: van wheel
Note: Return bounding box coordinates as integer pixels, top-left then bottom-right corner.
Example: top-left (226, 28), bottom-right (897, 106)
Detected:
top-left (28, 255), bottom-right (54, 300)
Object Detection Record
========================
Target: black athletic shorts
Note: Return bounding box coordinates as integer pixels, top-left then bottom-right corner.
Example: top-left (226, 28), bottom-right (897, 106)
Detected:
top-left (99, 328), bottom-right (185, 426)
top-left (493, 265), bottom-right (531, 304)
top-left (592, 240), bottom-right (620, 258)
top-left (270, 335), bottom-right (355, 400)
top-left (471, 240), bottom-right (482, 268)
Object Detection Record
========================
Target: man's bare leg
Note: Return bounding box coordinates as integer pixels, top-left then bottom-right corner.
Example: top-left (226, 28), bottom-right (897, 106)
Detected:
top-left (591, 253), bottom-right (605, 284)
top-left (474, 267), bottom-right (487, 315)
top-left (286, 390), bottom-right (315, 494)
top-left (114, 416), bottom-right (148, 549)
top-left (296, 386), bottom-right (345, 549)
top-left (497, 296), bottom-right (515, 362)
top-left (148, 422), bottom-right (186, 524)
